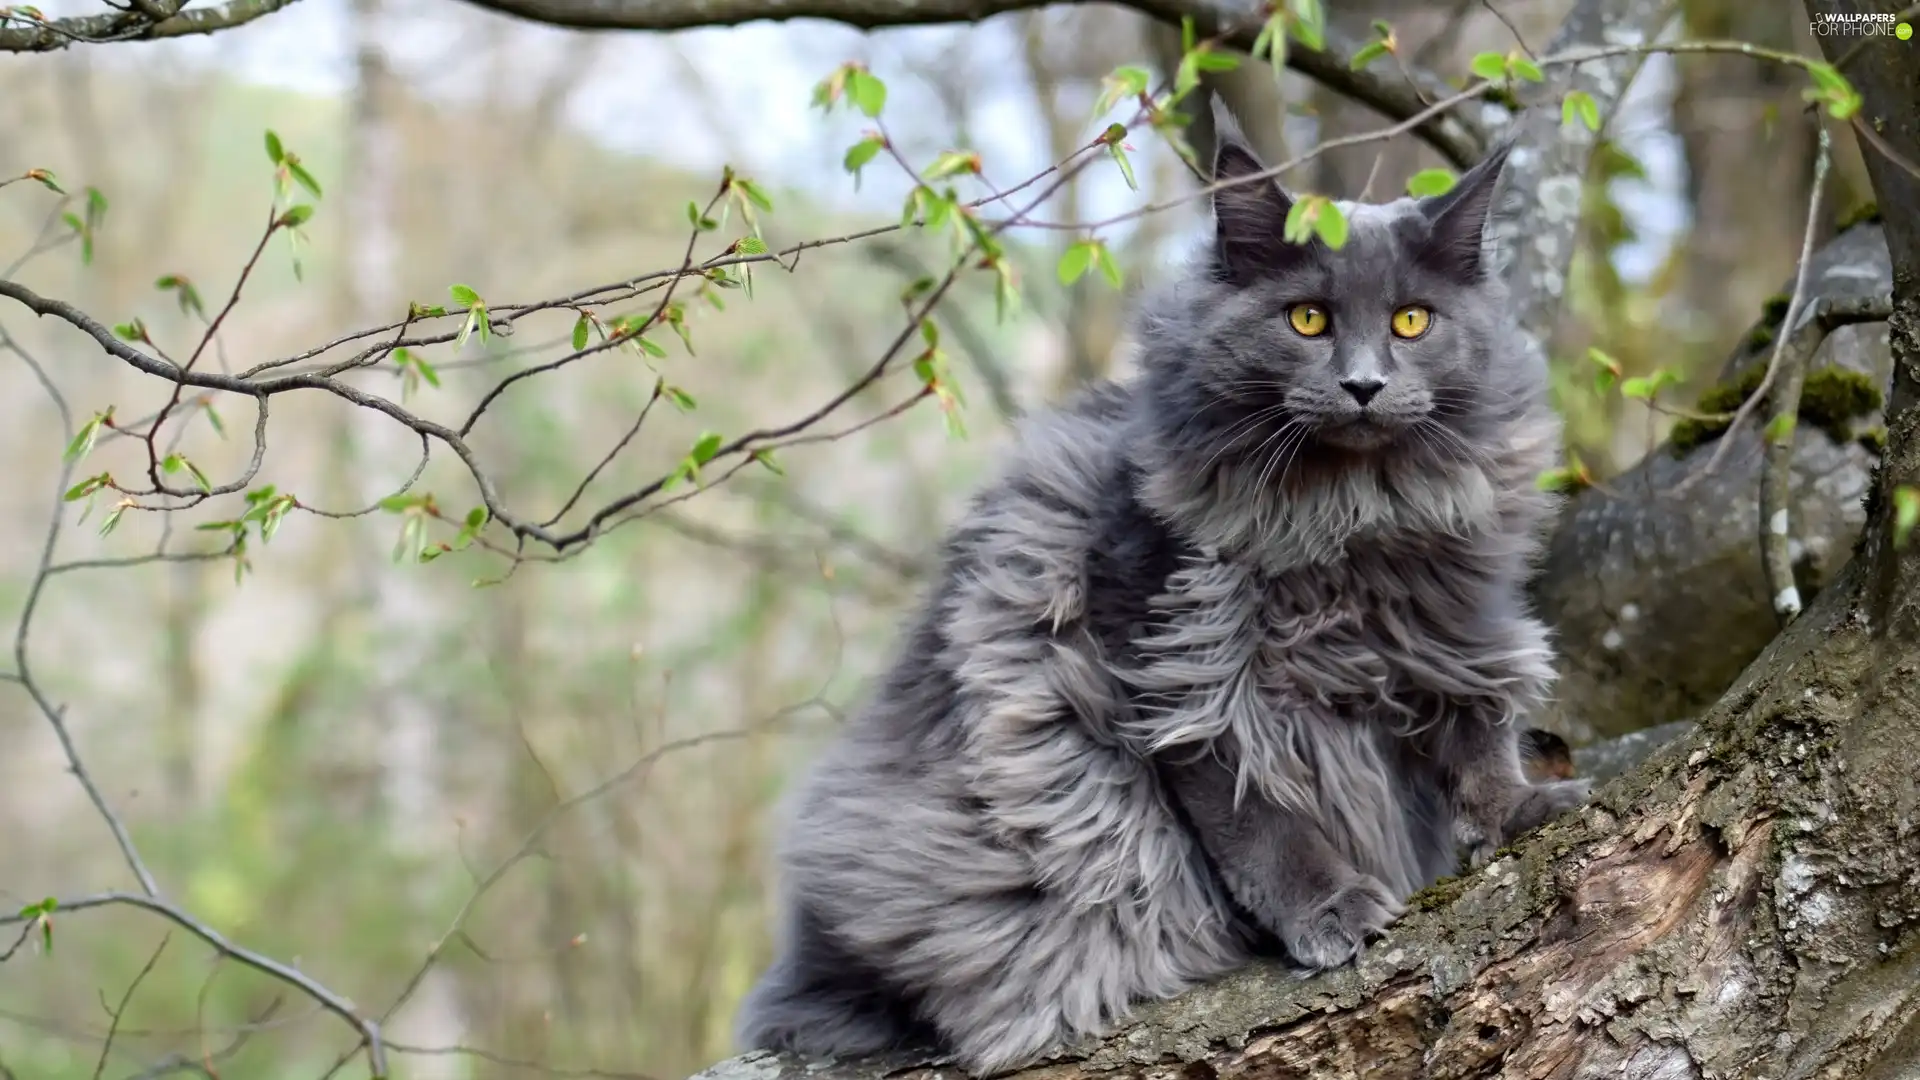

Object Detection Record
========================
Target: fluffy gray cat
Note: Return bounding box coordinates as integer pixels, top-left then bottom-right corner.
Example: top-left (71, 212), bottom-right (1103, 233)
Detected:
top-left (735, 120), bottom-right (1590, 1075)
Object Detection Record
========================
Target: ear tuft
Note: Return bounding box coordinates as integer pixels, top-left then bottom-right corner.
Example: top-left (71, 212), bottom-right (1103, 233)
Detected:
top-left (1414, 135), bottom-right (1515, 281)
top-left (1209, 100), bottom-right (1303, 284)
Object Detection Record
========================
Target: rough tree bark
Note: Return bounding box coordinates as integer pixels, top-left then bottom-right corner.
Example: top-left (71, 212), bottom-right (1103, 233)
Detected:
top-left (687, 1), bottom-right (1920, 1075)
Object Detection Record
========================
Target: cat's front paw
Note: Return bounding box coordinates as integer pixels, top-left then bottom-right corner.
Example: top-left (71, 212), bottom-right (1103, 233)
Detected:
top-left (1283, 876), bottom-right (1404, 970)
top-left (1503, 777), bottom-right (1592, 837)
top-left (1453, 813), bottom-right (1506, 869)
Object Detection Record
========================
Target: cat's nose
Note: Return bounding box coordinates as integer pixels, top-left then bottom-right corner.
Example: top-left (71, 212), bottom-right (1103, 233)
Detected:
top-left (1339, 374), bottom-right (1387, 407)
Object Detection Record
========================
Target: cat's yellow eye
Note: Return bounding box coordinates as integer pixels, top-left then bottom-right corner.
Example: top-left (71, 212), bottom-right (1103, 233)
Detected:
top-left (1391, 305), bottom-right (1433, 340)
top-left (1287, 304), bottom-right (1330, 338)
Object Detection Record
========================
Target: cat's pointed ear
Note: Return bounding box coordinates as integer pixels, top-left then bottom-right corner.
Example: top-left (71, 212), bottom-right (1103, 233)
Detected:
top-left (1209, 101), bottom-right (1300, 284)
top-left (1414, 136), bottom-right (1515, 281)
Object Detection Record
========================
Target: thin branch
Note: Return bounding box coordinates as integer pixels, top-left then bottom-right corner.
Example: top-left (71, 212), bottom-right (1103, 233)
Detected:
top-left (3, 331), bottom-right (160, 897)
top-left (0, 893), bottom-right (387, 1075)
top-left (1759, 126), bottom-right (1833, 626)
top-left (93, 934), bottom-right (173, 1080)
top-left (314, 701), bottom-right (836, 1080)
top-left (384, 1041), bottom-right (659, 1080)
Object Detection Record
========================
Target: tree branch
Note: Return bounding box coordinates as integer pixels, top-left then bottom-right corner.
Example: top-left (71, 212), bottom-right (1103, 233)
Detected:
top-left (442, 0), bottom-right (1490, 165)
top-left (0, 0), bottom-right (302, 52)
top-left (1759, 126), bottom-right (1834, 625)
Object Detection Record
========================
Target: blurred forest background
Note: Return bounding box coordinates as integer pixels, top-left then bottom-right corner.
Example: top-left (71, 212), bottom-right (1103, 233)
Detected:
top-left (0, 0), bottom-right (1890, 1077)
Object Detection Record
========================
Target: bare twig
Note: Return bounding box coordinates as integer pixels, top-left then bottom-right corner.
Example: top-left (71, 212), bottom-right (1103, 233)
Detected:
top-left (0, 894), bottom-right (386, 1074)
top-left (93, 934), bottom-right (172, 1080)
top-left (1759, 126), bottom-right (1833, 625)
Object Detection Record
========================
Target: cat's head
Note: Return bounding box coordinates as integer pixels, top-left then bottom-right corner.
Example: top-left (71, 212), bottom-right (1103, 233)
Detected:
top-left (1138, 116), bottom-right (1532, 469)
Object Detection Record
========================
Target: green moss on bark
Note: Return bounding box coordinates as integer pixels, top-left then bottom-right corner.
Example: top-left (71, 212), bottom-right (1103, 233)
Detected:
top-left (1667, 365), bottom-right (1883, 456)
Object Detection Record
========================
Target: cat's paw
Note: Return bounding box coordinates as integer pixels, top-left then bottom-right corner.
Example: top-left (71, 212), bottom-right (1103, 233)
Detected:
top-left (1503, 777), bottom-right (1592, 837)
top-left (1284, 876), bottom-right (1404, 970)
top-left (1453, 814), bottom-right (1506, 870)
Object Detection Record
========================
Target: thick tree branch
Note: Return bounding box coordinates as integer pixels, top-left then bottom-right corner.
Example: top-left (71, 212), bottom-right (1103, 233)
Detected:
top-left (0, 0), bottom-right (301, 52)
top-left (442, 0), bottom-right (1489, 166)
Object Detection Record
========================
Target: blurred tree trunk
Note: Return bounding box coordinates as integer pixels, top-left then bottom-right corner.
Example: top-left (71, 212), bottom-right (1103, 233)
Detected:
top-left (1672, 0), bottom-right (1821, 344)
top-left (337, 0), bottom-right (470, 1056)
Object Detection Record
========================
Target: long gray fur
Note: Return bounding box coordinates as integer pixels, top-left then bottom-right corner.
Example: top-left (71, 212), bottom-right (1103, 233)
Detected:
top-left (733, 117), bottom-right (1590, 1076)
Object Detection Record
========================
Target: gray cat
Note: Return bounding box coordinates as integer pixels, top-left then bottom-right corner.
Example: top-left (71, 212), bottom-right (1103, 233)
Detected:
top-left (735, 120), bottom-right (1590, 1075)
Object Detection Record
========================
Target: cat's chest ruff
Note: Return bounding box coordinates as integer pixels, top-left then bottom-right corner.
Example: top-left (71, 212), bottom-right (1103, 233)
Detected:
top-left (1127, 553), bottom-right (1447, 710)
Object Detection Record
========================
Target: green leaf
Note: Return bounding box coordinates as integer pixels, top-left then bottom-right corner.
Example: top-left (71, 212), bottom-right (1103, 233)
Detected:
top-left (920, 318), bottom-right (940, 348)
top-left (1191, 49), bottom-right (1240, 73)
top-left (1803, 62), bottom-right (1862, 119)
top-left (1107, 141), bottom-right (1138, 191)
top-left (1096, 65), bottom-right (1152, 115)
top-left (64, 410), bottom-right (110, 464)
top-left (449, 284), bottom-right (481, 307)
top-left (1562, 89), bottom-right (1601, 131)
top-left (413, 355), bottom-right (441, 388)
top-left (1056, 240), bottom-right (1097, 285)
top-left (1619, 369), bottom-right (1680, 401)
top-left (1094, 243), bottom-right (1124, 289)
top-left (27, 168), bottom-right (64, 194)
top-left (921, 189), bottom-right (955, 233)
top-left (572, 314), bottom-right (590, 352)
top-left (925, 150), bottom-right (982, 180)
top-left (161, 454), bottom-right (184, 475)
top-left (1252, 12), bottom-right (1288, 82)
top-left (453, 506), bottom-right (488, 550)
top-left (664, 385), bottom-right (698, 412)
top-left (264, 130), bottom-right (284, 165)
top-left (1313, 201), bottom-right (1348, 249)
top-left (277, 204), bottom-right (314, 228)
top-left (993, 258), bottom-right (1020, 324)
top-left (112, 319), bottom-right (146, 342)
top-left (636, 336), bottom-right (668, 358)
top-left (843, 136), bottom-right (884, 186)
top-left (1350, 40), bottom-right (1389, 70)
top-left (1894, 486), bottom-right (1920, 550)
top-left (1405, 168), bottom-right (1457, 197)
top-left (62, 473), bottom-right (109, 501)
top-left (287, 160), bottom-right (323, 199)
top-left (99, 503), bottom-right (127, 537)
top-left (184, 458), bottom-right (212, 495)
top-left (1282, 196), bottom-right (1315, 244)
top-left (750, 449), bottom-right (784, 476)
top-left (689, 431), bottom-right (723, 466)
top-left (735, 177), bottom-right (774, 211)
top-left (1764, 413), bottom-right (1798, 443)
top-left (1509, 56), bottom-right (1544, 83)
top-left (205, 404), bottom-right (226, 439)
top-left (846, 68), bottom-right (887, 118)
top-left (1469, 51), bottom-right (1508, 82)
top-left (1534, 465), bottom-right (1582, 492)
top-left (1288, 0), bottom-right (1325, 50)
top-left (736, 235), bottom-right (769, 256)
top-left (686, 200), bottom-right (717, 230)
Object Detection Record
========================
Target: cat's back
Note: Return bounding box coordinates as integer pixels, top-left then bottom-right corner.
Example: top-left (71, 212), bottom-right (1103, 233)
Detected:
top-left (831, 380), bottom-right (1146, 756)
